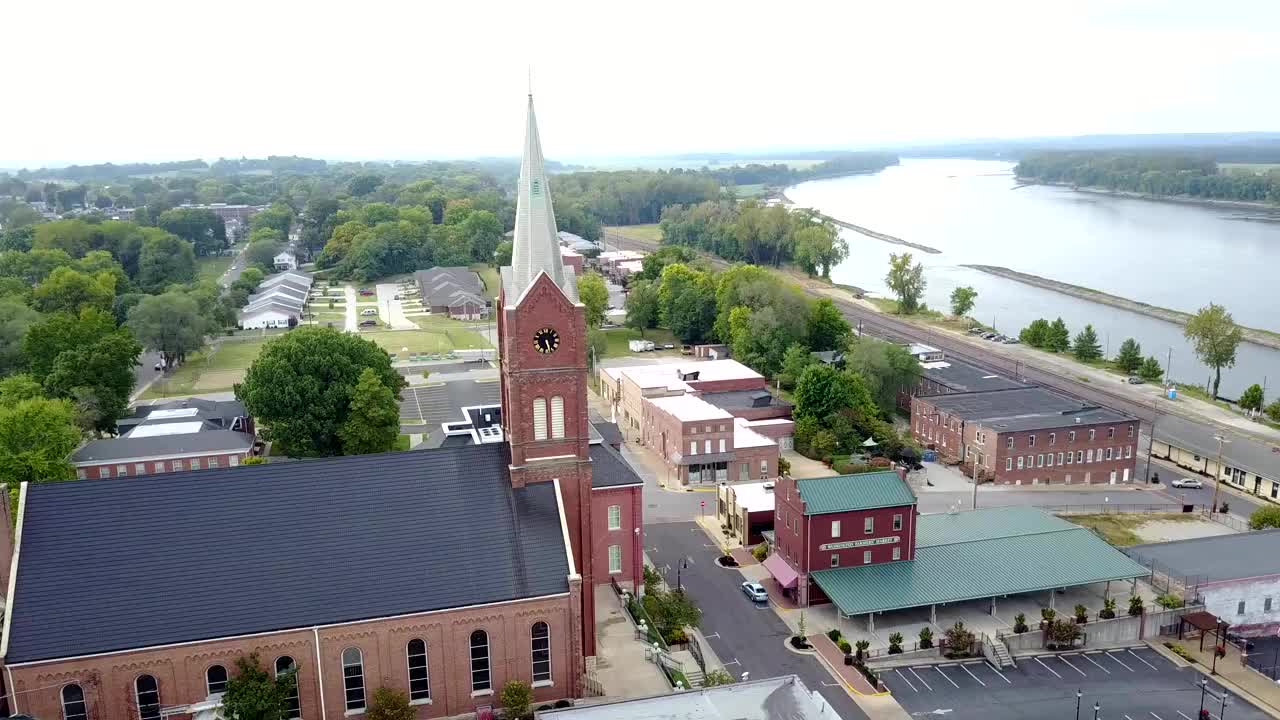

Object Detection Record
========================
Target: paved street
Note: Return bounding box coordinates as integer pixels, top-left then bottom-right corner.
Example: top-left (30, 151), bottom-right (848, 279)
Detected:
top-left (884, 647), bottom-right (1271, 720)
top-left (644, 522), bottom-right (869, 720)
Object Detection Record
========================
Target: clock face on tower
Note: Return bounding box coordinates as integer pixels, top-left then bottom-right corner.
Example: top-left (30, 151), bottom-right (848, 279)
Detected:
top-left (533, 327), bottom-right (560, 354)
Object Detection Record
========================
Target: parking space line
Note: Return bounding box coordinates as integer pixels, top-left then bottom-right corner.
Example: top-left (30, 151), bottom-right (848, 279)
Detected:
top-left (1125, 715), bottom-right (1136, 720)
top-left (959, 663), bottom-right (986, 686)
top-left (1107, 650), bottom-right (1136, 672)
top-left (1080, 653), bottom-right (1112, 674)
top-left (909, 667), bottom-right (934, 692)
top-left (1058, 655), bottom-right (1087, 677)
top-left (1150, 712), bottom-right (1165, 720)
top-left (894, 669), bottom-right (918, 693)
top-left (1129, 649), bottom-right (1160, 670)
top-left (935, 666), bottom-right (960, 688)
top-left (985, 662), bottom-right (1013, 684)
top-left (1035, 656), bottom-right (1063, 678)
top-left (1177, 712), bottom-right (1193, 720)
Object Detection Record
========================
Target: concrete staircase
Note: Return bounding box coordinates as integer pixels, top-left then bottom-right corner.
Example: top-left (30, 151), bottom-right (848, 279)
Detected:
top-left (989, 637), bottom-right (1015, 669)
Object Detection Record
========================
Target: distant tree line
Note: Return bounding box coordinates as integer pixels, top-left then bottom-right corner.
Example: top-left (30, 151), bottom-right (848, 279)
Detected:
top-left (1015, 152), bottom-right (1280, 203)
top-left (658, 201), bottom-right (848, 273)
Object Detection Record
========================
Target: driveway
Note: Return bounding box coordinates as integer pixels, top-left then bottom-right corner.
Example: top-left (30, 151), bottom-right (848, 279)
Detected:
top-left (645, 522), bottom-right (869, 720)
top-left (344, 285), bottom-right (357, 333)
top-left (376, 283), bottom-right (417, 330)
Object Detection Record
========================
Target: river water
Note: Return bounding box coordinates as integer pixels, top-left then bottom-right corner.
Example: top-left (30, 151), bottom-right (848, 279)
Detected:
top-left (786, 159), bottom-right (1280, 399)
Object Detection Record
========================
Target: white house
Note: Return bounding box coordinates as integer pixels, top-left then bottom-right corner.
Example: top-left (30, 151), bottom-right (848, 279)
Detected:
top-left (273, 251), bottom-right (298, 271)
top-left (239, 301), bottom-right (300, 330)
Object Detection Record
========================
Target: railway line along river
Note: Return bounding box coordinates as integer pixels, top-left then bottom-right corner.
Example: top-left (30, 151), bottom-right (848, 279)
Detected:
top-left (786, 158), bottom-right (1280, 399)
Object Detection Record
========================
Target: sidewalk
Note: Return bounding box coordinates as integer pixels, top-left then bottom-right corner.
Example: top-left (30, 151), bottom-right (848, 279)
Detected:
top-left (810, 633), bottom-right (881, 695)
top-left (592, 585), bottom-right (669, 699)
top-left (1152, 636), bottom-right (1280, 718)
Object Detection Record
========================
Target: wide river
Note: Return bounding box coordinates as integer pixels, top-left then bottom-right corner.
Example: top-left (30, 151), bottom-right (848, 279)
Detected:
top-left (786, 158), bottom-right (1280, 399)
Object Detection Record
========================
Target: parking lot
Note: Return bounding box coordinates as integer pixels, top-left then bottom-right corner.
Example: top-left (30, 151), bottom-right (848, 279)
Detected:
top-left (883, 647), bottom-right (1272, 720)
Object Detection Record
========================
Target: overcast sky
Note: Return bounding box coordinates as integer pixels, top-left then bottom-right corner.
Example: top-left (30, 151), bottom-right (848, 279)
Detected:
top-left (6, 0), bottom-right (1279, 168)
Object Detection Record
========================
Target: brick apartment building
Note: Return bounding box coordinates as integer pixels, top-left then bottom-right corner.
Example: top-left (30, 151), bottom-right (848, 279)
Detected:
top-left (766, 471), bottom-right (919, 607)
top-left (912, 386), bottom-right (1139, 485)
top-left (640, 395), bottom-right (780, 485)
top-left (1, 94), bottom-right (643, 720)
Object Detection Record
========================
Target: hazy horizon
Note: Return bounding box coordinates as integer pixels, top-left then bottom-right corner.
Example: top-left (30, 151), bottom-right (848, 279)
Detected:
top-left (6, 0), bottom-right (1279, 168)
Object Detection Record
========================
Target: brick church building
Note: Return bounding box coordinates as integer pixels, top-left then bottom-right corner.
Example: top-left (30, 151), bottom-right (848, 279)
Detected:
top-left (0, 95), bottom-right (643, 720)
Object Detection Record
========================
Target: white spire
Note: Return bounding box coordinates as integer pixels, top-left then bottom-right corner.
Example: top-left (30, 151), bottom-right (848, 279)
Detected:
top-left (508, 93), bottom-right (572, 300)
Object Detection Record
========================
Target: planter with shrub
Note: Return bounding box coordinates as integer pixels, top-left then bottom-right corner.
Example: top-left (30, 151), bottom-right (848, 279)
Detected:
top-left (1045, 619), bottom-right (1082, 651)
top-left (1040, 607), bottom-right (1056, 629)
top-left (918, 626), bottom-right (934, 649)
top-left (888, 632), bottom-right (904, 655)
top-left (717, 555), bottom-right (739, 567)
top-left (1013, 613), bottom-right (1029, 634)
top-left (855, 639), bottom-right (870, 663)
top-left (790, 635), bottom-right (812, 650)
top-left (839, 638), bottom-right (853, 664)
top-left (943, 622), bottom-right (975, 658)
top-left (1155, 593), bottom-right (1184, 609)
top-left (1074, 604), bottom-right (1089, 625)
top-left (827, 629), bottom-right (842, 643)
top-left (1099, 598), bottom-right (1117, 620)
top-left (1129, 595), bottom-right (1145, 616)
top-left (752, 543), bottom-right (769, 562)
top-left (1164, 642), bottom-right (1196, 663)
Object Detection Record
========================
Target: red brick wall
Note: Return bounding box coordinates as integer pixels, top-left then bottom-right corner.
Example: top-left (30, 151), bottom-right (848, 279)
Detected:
top-left (686, 377), bottom-right (765, 393)
top-left (729, 405), bottom-right (793, 422)
top-left (991, 421), bottom-right (1139, 485)
top-left (733, 444), bottom-right (779, 483)
top-left (8, 593), bottom-right (578, 720)
top-left (742, 420), bottom-right (794, 440)
top-left (774, 475), bottom-right (807, 573)
top-left (590, 486), bottom-right (643, 590)
top-left (805, 504), bottom-right (917, 571)
top-left (75, 451), bottom-right (253, 479)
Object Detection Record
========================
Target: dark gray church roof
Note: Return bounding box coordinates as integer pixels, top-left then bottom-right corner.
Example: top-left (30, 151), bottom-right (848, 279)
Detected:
top-left (590, 444), bottom-right (645, 488)
top-left (7, 443), bottom-right (570, 664)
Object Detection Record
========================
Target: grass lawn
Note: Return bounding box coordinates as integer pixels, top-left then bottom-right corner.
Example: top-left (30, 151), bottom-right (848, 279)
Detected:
top-left (141, 337), bottom-right (272, 399)
top-left (1221, 162), bottom-right (1280, 174)
top-left (598, 327), bottom-right (681, 358)
top-left (1062, 513), bottom-right (1197, 546)
top-left (360, 328), bottom-right (490, 355)
top-left (195, 254), bottom-right (236, 283)
top-left (605, 224), bottom-right (662, 243)
top-left (395, 434), bottom-right (412, 451)
top-left (729, 183), bottom-right (766, 198)
top-left (470, 263), bottom-right (501, 298)
top-left (411, 314), bottom-right (489, 332)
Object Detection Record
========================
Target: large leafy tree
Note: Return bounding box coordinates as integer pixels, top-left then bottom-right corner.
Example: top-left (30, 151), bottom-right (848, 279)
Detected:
top-left (844, 338), bottom-right (922, 416)
top-left (1138, 356), bottom-right (1164, 382)
top-left (237, 327), bottom-right (407, 457)
top-left (577, 272), bottom-right (609, 329)
top-left (137, 229), bottom-right (196, 292)
top-left (1019, 318), bottom-right (1052, 348)
top-left (1249, 506), bottom-right (1280, 531)
top-left (1239, 383), bottom-right (1265, 412)
top-left (885, 252), bottom-right (926, 314)
top-left (219, 653), bottom-right (296, 720)
top-left (793, 364), bottom-right (876, 423)
top-left (658, 264), bottom-right (717, 343)
top-left (0, 397), bottom-right (81, 486)
top-left (31, 266), bottom-right (115, 314)
top-left (805, 298), bottom-right (851, 351)
top-left (157, 208), bottom-right (227, 256)
top-left (0, 297), bottom-right (39, 375)
top-left (624, 279), bottom-right (660, 338)
top-left (1047, 317), bottom-right (1071, 352)
top-left (43, 330), bottom-right (142, 433)
top-left (339, 368), bottom-right (401, 455)
top-left (1115, 338), bottom-right (1143, 374)
top-left (950, 286), bottom-right (977, 317)
top-left (792, 224), bottom-right (847, 278)
top-left (457, 210), bottom-right (503, 264)
top-left (22, 307), bottom-right (117, 380)
top-left (1072, 324), bottom-right (1102, 361)
top-left (494, 240), bottom-right (514, 267)
top-left (0, 375), bottom-right (43, 406)
top-left (728, 306), bottom-right (802, 377)
top-left (128, 292), bottom-right (208, 368)
top-left (1184, 303), bottom-right (1243, 399)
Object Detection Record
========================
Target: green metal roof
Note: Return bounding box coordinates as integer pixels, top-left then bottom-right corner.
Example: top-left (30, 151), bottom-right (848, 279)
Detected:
top-left (810, 509), bottom-right (1150, 616)
top-left (796, 471), bottom-right (916, 515)
top-left (915, 506), bottom-right (1079, 547)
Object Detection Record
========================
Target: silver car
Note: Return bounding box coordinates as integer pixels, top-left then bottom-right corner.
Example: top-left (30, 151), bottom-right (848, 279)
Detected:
top-left (1171, 477), bottom-right (1203, 489)
top-left (741, 581), bottom-right (768, 603)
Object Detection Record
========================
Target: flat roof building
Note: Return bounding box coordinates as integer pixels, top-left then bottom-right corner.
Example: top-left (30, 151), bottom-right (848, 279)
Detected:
top-left (535, 674), bottom-right (835, 720)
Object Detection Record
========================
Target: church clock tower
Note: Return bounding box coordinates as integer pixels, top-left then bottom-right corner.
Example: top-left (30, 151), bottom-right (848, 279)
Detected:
top-left (497, 93), bottom-right (596, 656)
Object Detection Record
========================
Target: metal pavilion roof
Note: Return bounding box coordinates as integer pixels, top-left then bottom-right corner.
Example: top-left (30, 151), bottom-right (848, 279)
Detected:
top-left (796, 471), bottom-right (917, 515)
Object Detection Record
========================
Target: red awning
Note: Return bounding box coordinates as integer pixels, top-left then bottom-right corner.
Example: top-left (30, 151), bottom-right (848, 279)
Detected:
top-left (763, 553), bottom-right (799, 589)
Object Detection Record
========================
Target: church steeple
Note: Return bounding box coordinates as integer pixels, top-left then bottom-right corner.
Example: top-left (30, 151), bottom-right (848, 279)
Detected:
top-left (507, 94), bottom-right (577, 302)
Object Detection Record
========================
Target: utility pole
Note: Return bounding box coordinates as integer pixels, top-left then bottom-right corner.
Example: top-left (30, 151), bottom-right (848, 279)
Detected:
top-left (1144, 400), bottom-right (1159, 484)
top-left (1210, 434), bottom-right (1230, 514)
top-left (1165, 347), bottom-right (1173, 384)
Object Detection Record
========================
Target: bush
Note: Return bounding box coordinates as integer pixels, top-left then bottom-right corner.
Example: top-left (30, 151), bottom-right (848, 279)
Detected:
top-left (918, 627), bottom-right (934, 649)
top-left (718, 555), bottom-right (739, 567)
top-left (1099, 598), bottom-right (1117, 620)
top-left (790, 636), bottom-right (811, 650)
top-left (855, 639), bottom-right (870, 662)
top-left (1219, 502), bottom-right (1229, 514)
top-left (838, 639), bottom-right (852, 655)
top-left (1156, 593), bottom-right (1185, 609)
top-left (1074, 604), bottom-right (1089, 624)
top-left (1249, 505), bottom-right (1280, 530)
top-left (643, 564), bottom-right (663, 594)
top-left (701, 669), bottom-right (735, 687)
top-left (1164, 642), bottom-right (1196, 663)
top-left (367, 687), bottom-right (416, 720)
top-left (778, 456), bottom-right (791, 476)
top-left (1129, 595), bottom-right (1145, 616)
top-left (827, 628), bottom-right (842, 643)
top-left (664, 628), bottom-right (689, 646)
top-left (888, 632), bottom-right (904, 654)
top-left (1048, 620), bottom-right (1082, 649)
top-left (944, 622), bottom-right (974, 657)
top-left (752, 543), bottom-right (769, 561)
top-left (500, 680), bottom-right (533, 720)
top-left (1040, 607), bottom-right (1056, 626)
top-left (1013, 613), bottom-right (1029, 634)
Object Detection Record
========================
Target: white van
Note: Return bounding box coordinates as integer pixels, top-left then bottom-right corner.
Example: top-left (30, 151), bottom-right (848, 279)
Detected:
top-left (360, 308), bottom-right (378, 316)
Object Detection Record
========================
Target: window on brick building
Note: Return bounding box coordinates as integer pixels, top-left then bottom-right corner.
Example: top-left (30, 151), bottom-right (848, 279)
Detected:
top-left (342, 647), bottom-right (366, 710)
top-left (98, 467), bottom-right (110, 478)
top-left (1076, 450), bottom-right (1084, 464)
top-left (191, 458), bottom-right (201, 470)
top-left (532, 622), bottom-right (552, 684)
top-left (1129, 425), bottom-right (1135, 439)
top-left (1006, 458), bottom-right (1013, 471)
top-left (705, 439), bottom-right (711, 454)
top-left (863, 550), bottom-right (872, 564)
top-left (608, 545), bottom-right (622, 574)
top-left (893, 514), bottom-right (902, 531)
top-left (275, 656), bottom-right (301, 719)
top-left (1126, 446), bottom-right (1132, 458)
top-left (831, 520), bottom-right (841, 538)
top-left (689, 441), bottom-right (696, 456)
top-left (407, 639), bottom-right (431, 701)
top-left (1029, 435), bottom-right (1036, 447)
top-left (1037, 454), bottom-right (1044, 468)
top-left (550, 396), bottom-right (564, 439)
top-left (1089, 429), bottom-right (1096, 441)
top-left (533, 397), bottom-right (548, 440)
top-left (1087, 449), bottom-right (1094, 463)
top-left (135, 463), bottom-right (146, 475)
top-left (208, 457), bottom-right (219, 468)
top-left (229, 455), bottom-right (240, 466)
top-left (1017, 457), bottom-right (1024, 470)
top-left (470, 630), bottom-right (492, 692)
top-left (206, 664), bottom-right (228, 695)
top-left (831, 554), bottom-right (840, 568)
top-left (1108, 427), bottom-right (1115, 439)
top-left (864, 516), bottom-right (874, 534)
top-left (1006, 437), bottom-right (1013, 449)
top-left (893, 547), bottom-right (902, 561)
top-left (1049, 433), bottom-right (1056, 445)
top-left (61, 684), bottom-right (87, 720)
top-left (135, 675), bottom-right (161, 720)
top-left (1106, 448), bottom-right (1113, 460)
top-left (172, 460), bottom-right (183, 472)
top-left (740, 463), bottom-right (748, 481)
top-left (608, 505), bottom-right (621, 530)
top-left (1069, 431), bottom-right (1076, 443)
top-left (1046, 453), bottom-right (1054, 467)
top-left (719, 438), bottom-right (726, 453)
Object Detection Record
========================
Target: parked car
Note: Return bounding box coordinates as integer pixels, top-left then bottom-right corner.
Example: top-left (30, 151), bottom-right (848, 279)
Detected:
top-left (662, 343), bottom-right (675, 350)
top-left (741, 581), bottom-right (768, 603)
top-left (359, 289), bottom-right (375, 297)
top-left (968, 327), bottom-right (986, 335)
top-left (1002, 337), bottom-right (1020, 344)
top-left (981, 332), bottom-right (998, 340)
top-left (359, 319), bottom-right (378, 327)
top-left (1126, 376), bottom-right (1145, 384)
top-left (681, 344), bottom-right (694, 355)
top-left (1171, 477), bottom-right (1203, 489)
top-left (992, 334), bottom-right (1008, 342)
top-left (360, 308), bottom-right (378, 316)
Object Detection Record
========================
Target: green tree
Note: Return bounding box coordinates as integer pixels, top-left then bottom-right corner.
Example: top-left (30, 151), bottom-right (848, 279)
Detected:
top-left (0, 397), bottom-right (81, 485)
top-left (31, 266), bottom-right (115, 314)
top-left (1047, 317), bottom-right (1071, 352)
top-left (1239, 383), bottom-right (1265, 412)
top-left (1115, 338), bottom-right (1143, 374)
top-left (366, 687), bottom-right (416, 720)
top-left (780, 342), bottom-right (815, 388)
top-left (885, 252), bottom-right (926, 314)
top-left (251, 203), bottom-right (294, 237)
top-left (1266, 400), bottom-right (1280, 423)
top-left (792, 224), bottom-right (847, 278)
top-left (22, 307), bottom-right (117, 380)
top-left (43, 330), bottom-right (142, 433)
top-left (1072, 324), bottom-right (1102, 361)
top-left (245, 238), bottom-right (283, 272)
top-left (348, 174), bottom-right (385, 197)
top-left (128, 292), bottom-right (207, 368)
top-left (624, 279), bottom-right (660, 338)
top-left (137, 229), bottom-right (196, 292)
top-left (844, 338), bottom-right (922, 417)
top-left (805, 298), bottom-right (851, 351)
top-left (587, 328), bottom-right (607, 367)
top-left (458, 210), bottom-right (503, 263)
top-left (793, 365), bottom-right (876, 423)
top-left (1138, 356), bottom-right (1165, 382)
top-left (577, 271), bottom-right (609, 329)
top-left (658, 264), bottom-right (717, 343)
top-left (701, 669), bottom-right (735, 687)
top-left (339, 368), bottom-right (401, 455)
top-left (1251, 505), bottom-right (1280, 530)
top-left (237, 327), bottom-right (406, 457)
top-left (219, 653), bottom-right (296, 720)
top-left (1184, 303), bottom-right (1243, 400)
top-left (494, 239), bottom-right (514, 267)
top-left (0, 297), bottom-right (40, 376)
top-left (1019, 319), bottom-right (1051, 348)
top-left (499, 680), bottom-right (533, 720)
top-left (0, 375), bottom-right (43, 406)
top-left (949, 286), bottom-right (977, 317)
top-left (728, 305), bottom-right (802, 377)
top-left (157, 208), bottom-right (227, 256)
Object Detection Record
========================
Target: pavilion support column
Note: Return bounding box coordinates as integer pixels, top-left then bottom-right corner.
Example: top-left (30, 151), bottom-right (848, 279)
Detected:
top-left (1104, 580), bottom-right (1111, 600)
top-left (1049, 591), bottom-right (1055, 610)
top-left (930, 604), bottom-right (937, 625)
top-left (990, 597), bottom-right (997, 616)
top-left (1132, 578), bottom-right (1138, 595)
top-left (868, 613), bottom-right (875, 633)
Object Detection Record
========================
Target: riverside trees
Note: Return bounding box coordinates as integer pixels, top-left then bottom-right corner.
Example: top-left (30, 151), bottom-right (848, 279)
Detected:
top-left (1184, 303), bottom-right (1243, 400)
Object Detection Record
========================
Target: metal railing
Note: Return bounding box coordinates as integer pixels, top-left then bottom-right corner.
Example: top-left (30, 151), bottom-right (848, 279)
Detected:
top-left (688, 632), bottom-right (706, 673)
top-left (1202, 509), bottom-right (1250, 532)
top-left (1045, 503), bottom-right (1198, 515)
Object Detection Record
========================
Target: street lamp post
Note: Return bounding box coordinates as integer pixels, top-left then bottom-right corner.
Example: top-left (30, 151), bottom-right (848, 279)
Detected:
top-left (1210, 434), bottom-right (1230, 514)
top-left (1093, 701), bottom-right (1101, 720)
top-left (1199, 679), bottom-right (1209, 719)
top-left (677, 558), bottom-right (687, 594)
top-left (1220, 692), bottom-right (1230, 720)
top-left (1075, 690), bottom-right (1083, 720)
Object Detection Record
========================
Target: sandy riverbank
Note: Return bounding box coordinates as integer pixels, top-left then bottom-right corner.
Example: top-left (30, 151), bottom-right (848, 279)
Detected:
top-left (963, 264), bottom-right (1280, 351)
top-left (775, 189), bottom-right (942, 254)
top-left (1017, 180), bottom-right (1280, 214)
